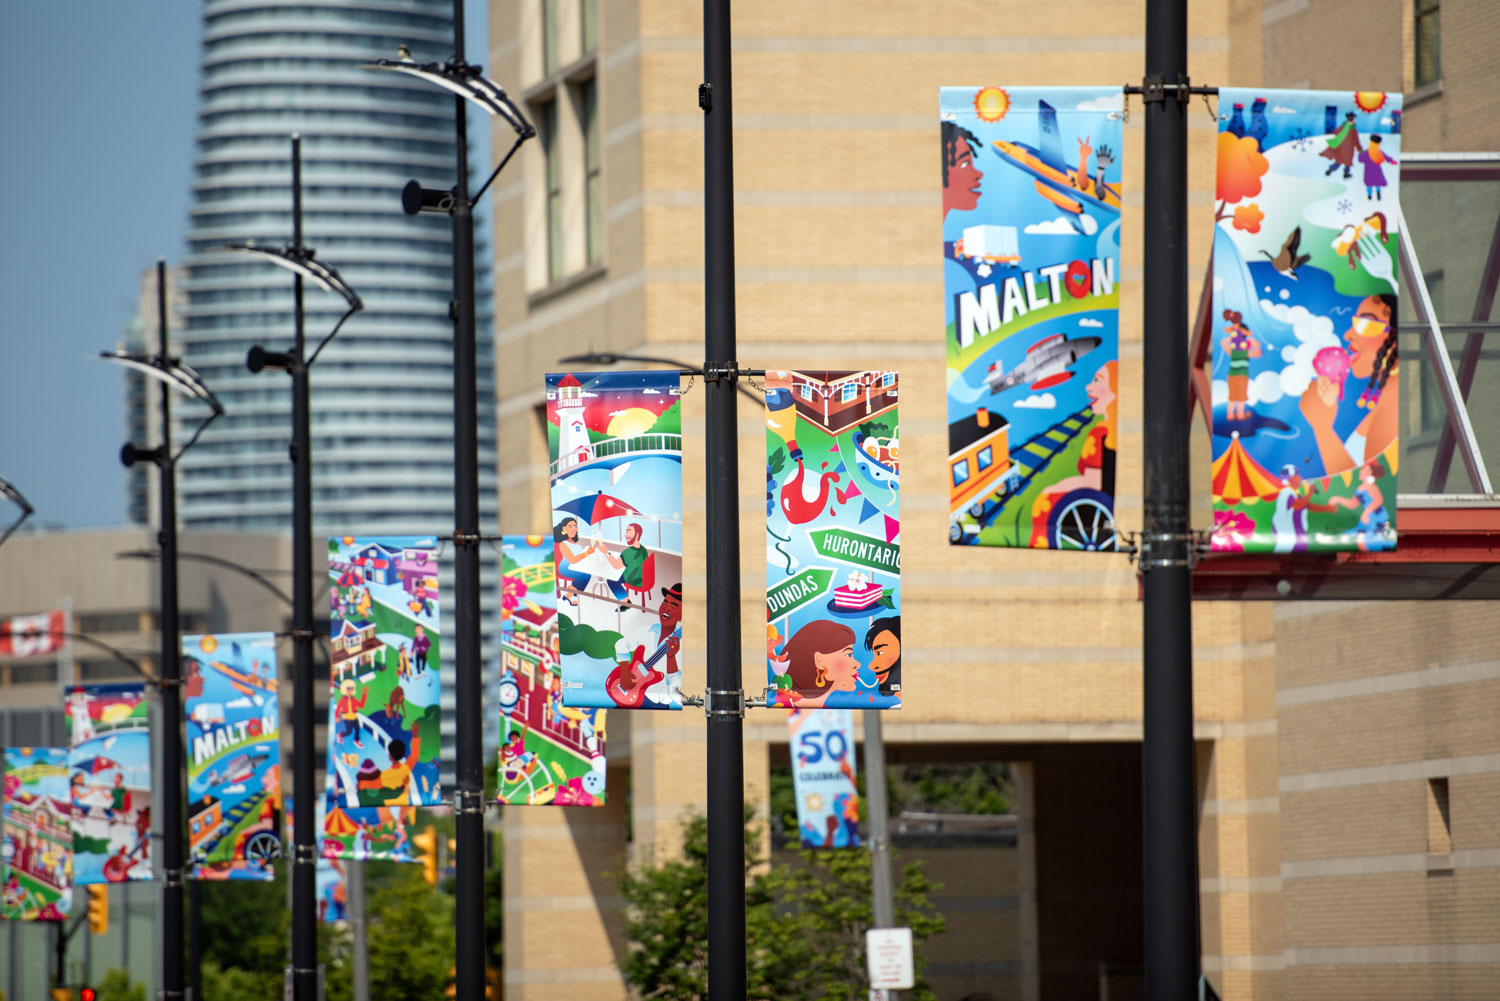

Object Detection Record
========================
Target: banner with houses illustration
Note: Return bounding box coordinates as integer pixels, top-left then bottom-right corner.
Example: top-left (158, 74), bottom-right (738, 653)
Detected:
top-left (942, 86), bottom-right (1123, 551)
top-left (764, 370), bottom-right (902, 710)
top-left (788, 709), bottom-right (860, 849)
top-left (183, 632), bottom-right (281, 881)
top-left (325, 535), bottom-right (442, 814)
top-left (497, 535), bottom-right (607, 807)
top-left (2, 747), bottom-right (73, 919)
top-left (546, 371), bottom-right (684, 711)
top-left (65, 683), bottom-right (152, 884)
top-left (1210, 89), bottom-right (1402, 553)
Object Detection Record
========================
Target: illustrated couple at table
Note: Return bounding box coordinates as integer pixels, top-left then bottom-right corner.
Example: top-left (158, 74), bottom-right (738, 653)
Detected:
top-left (554, 515), bottom-right (650, 606)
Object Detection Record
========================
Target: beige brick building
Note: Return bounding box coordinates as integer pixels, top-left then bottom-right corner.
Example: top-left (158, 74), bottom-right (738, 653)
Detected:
top-left (486, 2), bottom-right (1499, 999)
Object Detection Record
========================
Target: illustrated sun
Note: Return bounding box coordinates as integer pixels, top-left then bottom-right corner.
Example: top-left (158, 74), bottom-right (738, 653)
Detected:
top-left (199, 635), bottom-right (218, 654)
top-left (973, 86), bottom-right (1010, 123)
top-left (1353, 91), bottom-right (1387, 114)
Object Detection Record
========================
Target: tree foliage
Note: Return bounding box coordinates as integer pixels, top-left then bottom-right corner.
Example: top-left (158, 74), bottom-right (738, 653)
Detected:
top-left (619, 811), bottom-right (945, 1001)
top-left (1215, 131), bottom-right (1269, 216)
top-left (95, 968), bottom-right (146, 1001)
top-left (887, 762), bottom-right (1013, 816)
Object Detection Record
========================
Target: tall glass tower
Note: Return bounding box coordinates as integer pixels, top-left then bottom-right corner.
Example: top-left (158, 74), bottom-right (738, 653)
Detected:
top-left (176, 0), bottom-right (499, 776)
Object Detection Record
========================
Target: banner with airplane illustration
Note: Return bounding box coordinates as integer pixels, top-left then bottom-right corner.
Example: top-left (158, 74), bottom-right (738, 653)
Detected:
top-left (2, 746), bottom-right (73, 920)
top-left (764, 371), bottom-right (902, 710)
top-left (1210, 88), bottom-right (1401, 553)
top-left (325, 535), bottom-right (442, 814)
top-left (183, 632), bottom-right (281, 881)
top-left (788, 709), bottom-right (860, 848)
top-left (546, 371), bottom-right (684, 711)
top-left (496, 535), bottom-right (607, 807)
top-left (942, 86), bottom-right (1123, 551)
top-left (65, 683), bottom-right (152, 884)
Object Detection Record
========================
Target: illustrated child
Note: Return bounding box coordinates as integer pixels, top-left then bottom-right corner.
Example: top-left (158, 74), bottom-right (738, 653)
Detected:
top-left (412, 625), bottom-right (430, 674)
top-left (335, 678), bottom-right (368, 748)
top-left (500, 723), bottom-right (539, 779)
top-left (1358, 134), bottom-right (1396, 200)
top-left (1221, 310), bottom-right (1262, 421)
top-left (378, 722), bottom-right (422, 805)
top-left (104, 772), bottom-right (131, 821)
top-left (397, 642), bottom-right (411, 681)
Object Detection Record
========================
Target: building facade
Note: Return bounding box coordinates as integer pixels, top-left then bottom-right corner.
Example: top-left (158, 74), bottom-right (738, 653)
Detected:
top-left (488, 2), bottom-right (1498, 1000)
top-left (173, 0), bottom-right (503, 771)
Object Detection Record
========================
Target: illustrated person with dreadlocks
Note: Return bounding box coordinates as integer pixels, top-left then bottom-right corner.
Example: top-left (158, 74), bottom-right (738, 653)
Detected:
top-left (1298, 293), bottom-right (1398, 476)
top-left (942, 120), bottom-right (983, 218)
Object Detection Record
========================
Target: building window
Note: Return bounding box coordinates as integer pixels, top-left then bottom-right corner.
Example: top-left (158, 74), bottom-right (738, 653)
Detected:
top-left (800, 384), bottom-right (815, 401)
top-left (8, 662), bottom-right (58, 685)
top-left (882, 372), bottom-right (895, 388)
top-left (952, 459), bottom-right (970, 486)
top-left (1427, 777), bottom-right (1452, 857)
top-left (977, 446), bottom-right (993, 472)
top-left (579, 77), bottom-right (602, 267)
top-left (1415, 0), bottom-right (1440, 87)
top-left (527, 1), bottom-right (601, 291)
top-left (840, 383), bottom-right (857, 403)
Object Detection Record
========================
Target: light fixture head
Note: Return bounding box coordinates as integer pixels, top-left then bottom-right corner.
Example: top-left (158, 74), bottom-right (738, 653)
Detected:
top-left (402, 181), bottom-right (456, 216)
top-left (224, 243), bottom-right (362, 311)
top-left (246, 345), bottom-right (296, 373)
top-left (99, 351), bottom-right (225, 416)
top-left (361, 59), bottom-right (534, 137)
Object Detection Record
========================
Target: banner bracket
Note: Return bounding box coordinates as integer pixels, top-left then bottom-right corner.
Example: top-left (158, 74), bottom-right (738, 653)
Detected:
top-left (293, 844), bottom-right (318, 866)
top-left (163, 867), bottom-right (185, 888)
top-left (1135, 531), bottom-right (1201, 572)
top-left (703, 361), bottom-right (739, 384)
top-left (704, 688), bottom-right (745, 719)
top-left (454, 788), bottom-right (486, 817)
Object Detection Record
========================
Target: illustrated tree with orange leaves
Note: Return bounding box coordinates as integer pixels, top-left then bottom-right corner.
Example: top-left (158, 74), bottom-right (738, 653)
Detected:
top-left (1216, 132), bottom-right (1269, 229)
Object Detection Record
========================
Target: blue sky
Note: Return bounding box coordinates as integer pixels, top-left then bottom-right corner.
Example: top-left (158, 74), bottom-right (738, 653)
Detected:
top-left (0, 2), bottom-right (488, 530)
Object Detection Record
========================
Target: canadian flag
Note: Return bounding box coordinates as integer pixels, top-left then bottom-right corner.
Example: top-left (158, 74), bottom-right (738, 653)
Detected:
top-left (0, 610), bottom-right (65, 658)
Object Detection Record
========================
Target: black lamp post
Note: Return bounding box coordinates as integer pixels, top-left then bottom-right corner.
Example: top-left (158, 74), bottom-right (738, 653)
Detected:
top-left (101, 259), bottom-right (224, 1001)
top-left (364, 13), bottom-right (534, 1000)
top-left (0, 475), bottom-right (34, 549)
top-left (231, 134), bottom-right (361, 1001)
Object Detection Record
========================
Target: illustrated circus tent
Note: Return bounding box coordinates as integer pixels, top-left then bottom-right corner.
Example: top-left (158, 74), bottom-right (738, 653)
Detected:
top-left (324, 808), bottom-right (359, 836)
top-left (1212, 432), bottom-right (1280, 503)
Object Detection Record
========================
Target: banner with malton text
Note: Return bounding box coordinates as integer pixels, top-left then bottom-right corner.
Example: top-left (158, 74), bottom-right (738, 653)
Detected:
top-left (942, 86), bottom-right (1123, 551)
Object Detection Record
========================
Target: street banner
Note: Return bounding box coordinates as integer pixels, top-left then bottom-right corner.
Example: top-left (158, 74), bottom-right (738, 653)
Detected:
top-left (319, 762), bottom-right (416, 863)
top-left (2, 747), bottom-right (73, 920)
top-left (0, 609), bottom-right (66, 657)
top-left (1210, 88), bottom-right (1402, 553)
top-left (183, 632), bottom-right (281, 881)
top-left (788, 709), bottom-right (860, 848)
top-left (317, 854), bottom-right (348, 924)
top-left (497, 535), bottom-right (607, 807)
top-left (325, 535), bottom-right (442, 810)
top-left (65, 683), bottom-right (152, 884)
top-left (941, 86), bottom-right (1123, 551)
top-left (546, 371), bottom-right (684, 711)
top-left (764, 370), bottom-right (902, 710)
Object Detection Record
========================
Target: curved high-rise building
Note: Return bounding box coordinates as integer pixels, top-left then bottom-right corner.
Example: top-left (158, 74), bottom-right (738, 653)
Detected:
top-left (176, 0), bottom-right (498, 771)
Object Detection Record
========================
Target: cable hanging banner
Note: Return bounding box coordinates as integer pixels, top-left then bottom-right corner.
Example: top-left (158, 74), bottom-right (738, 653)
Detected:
top-left (546, 371), bottom-right (685, 711)
top-left (65, 683), bottom-right (152, 884)
top-left (764, 370), bottom-right (902, 710)
top-left (787, 709), bottom-right (860, 848)
top-left (2, 746), bottom-right (73, 919)
top-left (942, 87), bottom-right (1123, 552)
top-left (183, 632), bottom-right (281, 881)
top-left (497, 535), bottom-right (607, 806)
top-left (1210, 88), bottom-right (1402, 553)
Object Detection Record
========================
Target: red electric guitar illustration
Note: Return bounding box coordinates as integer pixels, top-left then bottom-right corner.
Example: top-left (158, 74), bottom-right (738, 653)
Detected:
top-left (604, 625), bottom-right (682, 708)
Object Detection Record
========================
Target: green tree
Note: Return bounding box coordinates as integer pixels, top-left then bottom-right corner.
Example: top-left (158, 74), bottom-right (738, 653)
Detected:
top-left (619, 812), bottom-right (944, 1001)
top-left (95, 968), bottom-right (146, 1001)
top-left (364, 864), bottom-right (455, 1000)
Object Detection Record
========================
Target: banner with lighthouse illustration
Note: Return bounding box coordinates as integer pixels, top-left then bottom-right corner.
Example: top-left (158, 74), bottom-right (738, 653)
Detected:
top-left (183, 632), bottom-right (281, 881)
top-left (1210, 89), bottom-right (1401, 554)
top-left (546, 371), bottom-right (684, 711)
top-left (65, 683), bottom-right (152, 885)
top-left (942, 86), bottom-right (1123, 551)
top-left (765, 370), bottom-right (901, 710)
top-left (496, 535), bottom-right (607, 806)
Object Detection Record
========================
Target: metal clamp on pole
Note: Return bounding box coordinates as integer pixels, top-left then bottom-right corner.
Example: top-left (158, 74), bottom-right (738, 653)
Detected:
top-left (1137, 73), bottom-right (1194, 104)
top-left (163, 868), bottom-right (186, 888)
top-left (293, 843), bottom-right (318, 866)
top-left (454, 788), bottom-right (487, 817)
top-left (1136, 531), bottom-right (1199, 572)
top-left (451, 531), bottom-right (482, 547)
top-left (158, 989), bottom-right (187, 1000)
top-left (704, 688), bottom-right (745, 719)
top-left (703, 361), bottom-right (739, 384)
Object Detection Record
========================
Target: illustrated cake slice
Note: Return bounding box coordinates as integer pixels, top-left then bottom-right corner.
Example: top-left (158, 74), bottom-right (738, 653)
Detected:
top-left (832, 571), bottom-right (883, 611)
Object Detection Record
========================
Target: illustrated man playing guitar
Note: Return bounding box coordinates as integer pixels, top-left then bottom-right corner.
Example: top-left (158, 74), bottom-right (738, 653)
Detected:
top-left (606, 583), bottom-right (682, 708)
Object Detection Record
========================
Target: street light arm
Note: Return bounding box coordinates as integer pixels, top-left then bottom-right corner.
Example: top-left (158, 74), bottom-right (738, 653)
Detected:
top-left (115, 549), bottom-right (294, 608)
top-left (559, 352), bottom-right (762, 403)
top-left (0, 474), bottom-right (34, 549)
top-left (173, 408), bottom-right (223, 465)
top-left (471, 131), bottom-right (531, 208)
top-left (305, 302), bottom-right (363, 369)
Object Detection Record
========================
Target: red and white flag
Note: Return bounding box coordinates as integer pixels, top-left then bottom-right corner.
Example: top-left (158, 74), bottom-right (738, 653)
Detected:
top-left (0, 609), bottom-right (66, 657)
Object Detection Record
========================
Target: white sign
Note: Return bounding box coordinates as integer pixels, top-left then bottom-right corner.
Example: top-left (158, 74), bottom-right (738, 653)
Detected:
top-left (866, 926), bottom-right (914, 990)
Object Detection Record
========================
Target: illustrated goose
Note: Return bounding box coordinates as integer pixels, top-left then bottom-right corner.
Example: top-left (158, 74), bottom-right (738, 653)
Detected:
top-left (1260, 226), bottom-right (1311, 281)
